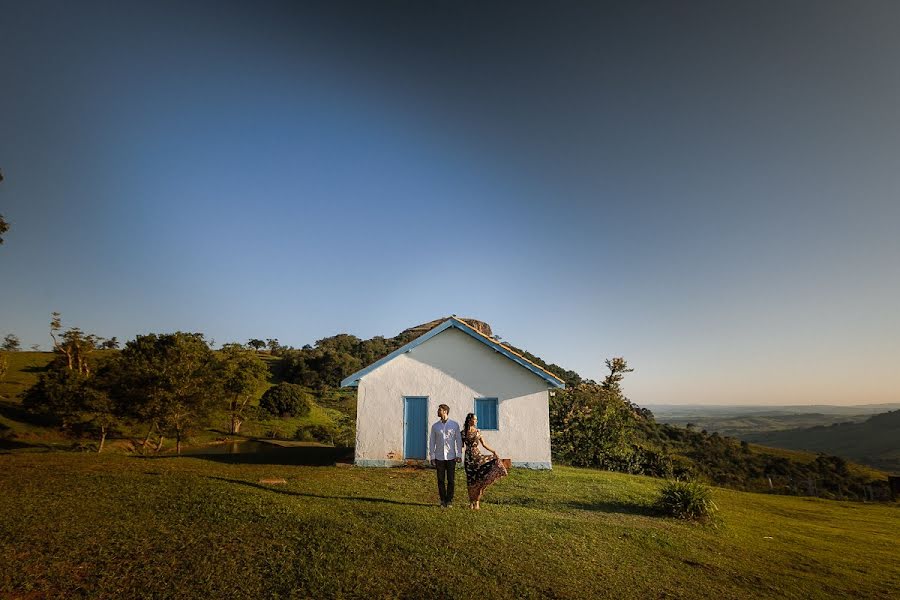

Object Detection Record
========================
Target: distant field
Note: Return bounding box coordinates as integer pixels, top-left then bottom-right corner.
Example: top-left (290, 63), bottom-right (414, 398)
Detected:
top-left (743, 411), bottom-right (900, 475)
top-left (659, 413), bottom-right (873, 437)
top-left (650, 403), bottom-right (900, 475)
top-left (0, 453), bottom-right (897, 599)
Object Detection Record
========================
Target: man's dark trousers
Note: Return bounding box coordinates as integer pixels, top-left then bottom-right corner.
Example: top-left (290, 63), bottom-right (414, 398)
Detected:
top-left (435, 459), bottom-right (456, 505)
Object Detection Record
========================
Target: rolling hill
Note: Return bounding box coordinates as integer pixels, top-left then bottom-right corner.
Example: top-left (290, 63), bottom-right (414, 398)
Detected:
top-left (743, 410), bottom-right (900, 474)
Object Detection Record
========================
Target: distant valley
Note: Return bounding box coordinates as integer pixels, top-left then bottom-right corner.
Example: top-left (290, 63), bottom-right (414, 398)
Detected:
top-left (648, 403), bottom-right (900, 474)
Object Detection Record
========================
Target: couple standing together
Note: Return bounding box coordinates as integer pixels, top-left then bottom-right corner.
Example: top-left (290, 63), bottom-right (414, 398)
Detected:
top-left (430, 404), bottom-right (508, 509)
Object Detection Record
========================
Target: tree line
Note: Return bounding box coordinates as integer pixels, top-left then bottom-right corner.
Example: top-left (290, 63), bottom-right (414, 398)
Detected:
top-left (14, 315), bottom-right (891, 499)
top-left (24, 315), bottom-right (269, 453)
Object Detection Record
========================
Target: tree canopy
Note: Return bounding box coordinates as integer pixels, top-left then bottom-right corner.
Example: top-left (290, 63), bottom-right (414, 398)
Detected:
top-left (112, 332), bottom-right (220, 454)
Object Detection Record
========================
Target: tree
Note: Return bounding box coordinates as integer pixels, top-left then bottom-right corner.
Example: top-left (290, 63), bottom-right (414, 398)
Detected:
top-left (266, 338), bottom-right (280, 354)
top-left (1, 334), bottom-right (19, 352)
top-left (247, 339), bottom-right (265, 352)
top-left (2, 334), bottom-right (20, 352)
top-left (22, 363), bottom-right (119, 452)
top-left (549, 382), bottom-right (642, 470)
top-left (601, 357), bottom-right (633, 395)
top-left (259, 383), bottom-right (314, 418)
top-left (101, 337), bottom-right (119, 350)
top-left (113, 333), bottom-right (220, 454)
top-left (279, 347), bottom-right (361, 389)
top-left (49, 313), bottom-right (99, 374)
top-left (217, 343), bottom-right (268, 434)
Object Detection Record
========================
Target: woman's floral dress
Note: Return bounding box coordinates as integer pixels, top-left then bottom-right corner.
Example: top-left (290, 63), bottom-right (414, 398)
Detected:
top-left (463, 428), bottom-right (508, 502)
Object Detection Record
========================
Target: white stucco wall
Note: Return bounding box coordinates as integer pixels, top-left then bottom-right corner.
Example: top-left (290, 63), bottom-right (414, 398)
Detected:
top-left (354, 327), bottom-right (552, 469)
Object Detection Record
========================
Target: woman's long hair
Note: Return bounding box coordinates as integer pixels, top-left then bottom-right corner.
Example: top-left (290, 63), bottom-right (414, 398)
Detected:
top-left (462, 413), bottom-right (476, 445)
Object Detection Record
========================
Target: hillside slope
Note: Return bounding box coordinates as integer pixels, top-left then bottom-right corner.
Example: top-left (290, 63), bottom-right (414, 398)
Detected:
top-left (744, 411), bottom-right (900, 474)
top-left (0, 453), bottom-right (898, 599)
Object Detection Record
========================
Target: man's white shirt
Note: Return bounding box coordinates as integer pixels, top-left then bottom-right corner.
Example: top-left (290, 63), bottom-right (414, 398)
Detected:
top-left (429, 419), bottom-right (462, 461)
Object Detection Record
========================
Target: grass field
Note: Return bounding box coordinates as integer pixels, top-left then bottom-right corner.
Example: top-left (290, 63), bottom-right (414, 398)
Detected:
top-left (1, 452), bottom-right (897, 599)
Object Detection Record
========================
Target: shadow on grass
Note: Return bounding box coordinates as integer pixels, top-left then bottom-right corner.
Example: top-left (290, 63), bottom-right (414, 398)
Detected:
top-left (562, 499), bottom-right (656, 516)
top-left (0, 399), bottom-right (56, 428)
top-left (134, 444), bottom-right (354, 466)
top-left (0, 438), bottom-right (51, 452)
top-left (496, 495), bottom-right (655, 516)
top-left (207, 476), bottom-right (432, 507)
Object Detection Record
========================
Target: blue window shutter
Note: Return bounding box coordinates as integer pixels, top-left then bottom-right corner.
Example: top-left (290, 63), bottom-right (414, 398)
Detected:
top-left (475, 398), bottom-right (498, 430)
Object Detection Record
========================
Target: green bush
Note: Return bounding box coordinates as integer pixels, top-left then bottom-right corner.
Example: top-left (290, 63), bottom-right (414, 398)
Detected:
top-left (259, 383), bottom-right (314, 418)
top-left (655, 480), bottom-right (718, 521)
top-left (300, 414), bottom-right (355, 447)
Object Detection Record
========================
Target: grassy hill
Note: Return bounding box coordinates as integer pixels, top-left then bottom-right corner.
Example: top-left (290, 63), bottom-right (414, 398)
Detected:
top-left (0, 350), bottom-right (354, 453)
top-left (744, 411), bottom-right (900, 474)
top-left (0, 351), bottom-right (54, 401)
top-left (0, 452), bottom-right (897, 599)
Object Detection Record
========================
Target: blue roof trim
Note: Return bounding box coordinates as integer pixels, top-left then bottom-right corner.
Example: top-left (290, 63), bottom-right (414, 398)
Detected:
top-left (340, 317), bottom-right (566, 389)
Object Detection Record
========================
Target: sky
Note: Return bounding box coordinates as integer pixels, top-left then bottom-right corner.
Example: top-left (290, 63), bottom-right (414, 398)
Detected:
top-left (2, 1), bottom-right (899, 405)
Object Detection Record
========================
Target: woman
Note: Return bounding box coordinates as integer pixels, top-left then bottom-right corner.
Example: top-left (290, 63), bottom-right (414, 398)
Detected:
top-left (462, 412), bottom-right (508, 509)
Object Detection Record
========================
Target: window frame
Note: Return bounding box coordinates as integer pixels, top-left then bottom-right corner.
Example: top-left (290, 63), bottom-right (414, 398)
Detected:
top-left (473, 397), bottom-right (499, 431)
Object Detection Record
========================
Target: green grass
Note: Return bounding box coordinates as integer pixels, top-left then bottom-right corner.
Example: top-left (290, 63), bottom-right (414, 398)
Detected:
top-left (0, 351), bottom-right (54, 401)
top-left (1, 453), bottom-right (897, 599)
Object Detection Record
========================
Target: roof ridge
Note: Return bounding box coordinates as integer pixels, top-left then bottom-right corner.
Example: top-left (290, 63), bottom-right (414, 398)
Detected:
top-left (445, 317), bottom-right (564, 384)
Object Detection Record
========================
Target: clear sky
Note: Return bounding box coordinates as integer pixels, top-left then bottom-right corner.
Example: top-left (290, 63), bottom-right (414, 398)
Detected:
top-left (2, 1), bottom-right (899, 405)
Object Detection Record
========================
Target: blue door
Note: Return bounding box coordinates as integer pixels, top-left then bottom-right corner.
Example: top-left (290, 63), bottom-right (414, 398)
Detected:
top-left (403, 397), bottom-right (428, 460)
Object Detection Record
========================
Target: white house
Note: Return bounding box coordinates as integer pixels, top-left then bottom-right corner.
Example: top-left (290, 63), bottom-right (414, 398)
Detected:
top-left (340, 317), bottom-right (565, 469)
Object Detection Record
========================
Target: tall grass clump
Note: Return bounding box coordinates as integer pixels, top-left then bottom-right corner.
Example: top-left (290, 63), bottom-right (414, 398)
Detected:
top-left (655, 479), bottom-right (718, 521)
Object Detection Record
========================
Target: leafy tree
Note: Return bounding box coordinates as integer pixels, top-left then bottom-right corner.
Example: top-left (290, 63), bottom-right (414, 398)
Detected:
top-left (217, 343), bottom-right (268, 434)
top-left (550, 382), bottom-right (644, 471)
top-left (259, 383), bottom-right (314, 418)
top-left (22, 362), bottom-right (119, 452)
top-left (279, 347), bottom-right (361, 389)
top-left (50, 313), bottom-right (99, 374)
top-left (265, 338), bottom-right (280, 354)
top-left (602, 357), bottom-right (633, 394)
top-left (101, 337), bottom-right (119, 350)
top-left (2, 334), bottom-right (20, 352)
top-left (112, 332), bottom-right (220, 454)
top-left (247, 339), bottom-right (265, 352)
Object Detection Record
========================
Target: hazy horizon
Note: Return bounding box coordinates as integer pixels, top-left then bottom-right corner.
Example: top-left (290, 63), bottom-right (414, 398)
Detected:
top-left (2, 2), bottom-right (899, 406)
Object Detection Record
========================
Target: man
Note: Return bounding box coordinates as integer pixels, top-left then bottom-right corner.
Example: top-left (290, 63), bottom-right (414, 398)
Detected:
top-left (429, 403), bottom-right (462, 508)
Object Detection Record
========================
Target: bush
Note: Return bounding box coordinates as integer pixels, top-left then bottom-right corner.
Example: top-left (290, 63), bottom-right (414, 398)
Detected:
top-left (655, 480), bottom-right (718, 521)
top-left (259, 383), bottom-right (314, 418)
top-left (300, 414), bottom-right (355, 447)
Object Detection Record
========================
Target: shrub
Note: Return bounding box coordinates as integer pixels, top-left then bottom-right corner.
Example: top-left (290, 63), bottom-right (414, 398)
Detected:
top-left (259, 383), bottom-right (314, 418)
top-left (301, 414), bottom-right (355, 447)
top-left (655, 480), bottom-right (718, 521)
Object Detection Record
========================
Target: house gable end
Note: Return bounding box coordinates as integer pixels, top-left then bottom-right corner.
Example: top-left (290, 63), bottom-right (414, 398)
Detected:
top-left (340, 317), bottom-right (565, 389)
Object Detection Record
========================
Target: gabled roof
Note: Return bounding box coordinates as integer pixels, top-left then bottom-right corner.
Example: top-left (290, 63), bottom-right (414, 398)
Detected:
top-left (340, 317), bottom-right (566, 389)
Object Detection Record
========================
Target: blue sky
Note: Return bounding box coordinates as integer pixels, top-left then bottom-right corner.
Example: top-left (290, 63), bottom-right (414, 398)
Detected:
top-left (2, 1), bottom-right (899, 405)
